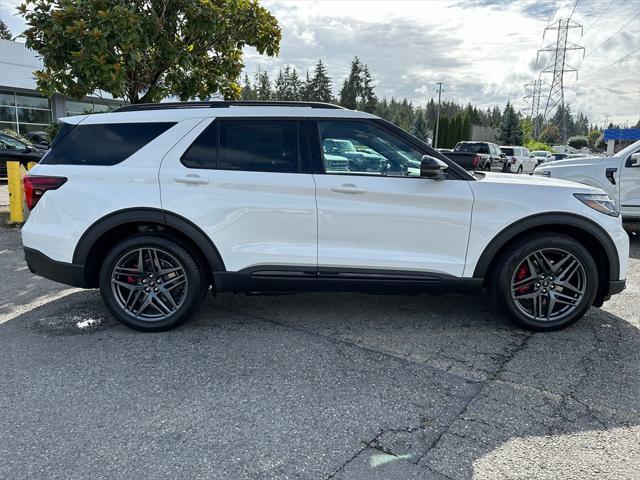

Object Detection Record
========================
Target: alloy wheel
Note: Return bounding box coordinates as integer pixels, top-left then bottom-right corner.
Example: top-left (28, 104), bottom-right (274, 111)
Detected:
top-left (110, 247), bottom-right (188, 321)
top-left (510, 248), bottom-right (587, 322)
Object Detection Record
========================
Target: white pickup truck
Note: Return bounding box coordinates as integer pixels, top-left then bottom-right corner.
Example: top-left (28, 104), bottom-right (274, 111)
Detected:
top-left (535, 140), bottom-right (640, 232)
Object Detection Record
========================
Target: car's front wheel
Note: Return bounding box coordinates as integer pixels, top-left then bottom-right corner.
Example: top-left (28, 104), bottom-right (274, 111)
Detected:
top-left (99, 234), bottom-right (207, 331)
top-left (490, 234), bottom-right (598, 331)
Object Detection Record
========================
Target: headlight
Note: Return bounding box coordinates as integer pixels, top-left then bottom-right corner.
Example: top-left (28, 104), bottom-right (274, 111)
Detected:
top-left (574, 193), bottom-right (619, 217)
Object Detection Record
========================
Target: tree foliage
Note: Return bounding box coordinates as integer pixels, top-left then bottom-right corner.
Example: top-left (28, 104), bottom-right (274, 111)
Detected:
top-left (305, 60), bottom-right (332, 102)
top-left (497, 102), bottom-right (522, 145)
top-left (0, 19), bottom-right (12, 40)
top-left (18, 0), bottom-right (281, 103)
top-left (540, 125), bottom-right (561, 145)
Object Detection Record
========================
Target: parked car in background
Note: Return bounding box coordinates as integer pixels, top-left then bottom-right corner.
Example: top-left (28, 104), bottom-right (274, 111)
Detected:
top-left (552, 152), bottom-right (569, 161)
top-left (0, 132), bottom-right (44, 178)
top-left (500, 146), bottom-right (535, 174)
top-left (447, 141), bottom-right (504, 171)
top-left (24, 131), bottom-right (50, 149)
top-left (531, 150), bottom-right (554, 165)
top-left (535, 139), bottom-right (640, 233)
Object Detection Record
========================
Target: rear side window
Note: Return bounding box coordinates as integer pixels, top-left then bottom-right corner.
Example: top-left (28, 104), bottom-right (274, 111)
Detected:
top-left (218, 119), bottom-right (299, 173)
top-left (41, 122), bottom-right (174, 165)
top-left (181, 121), bottom-right (217, 169)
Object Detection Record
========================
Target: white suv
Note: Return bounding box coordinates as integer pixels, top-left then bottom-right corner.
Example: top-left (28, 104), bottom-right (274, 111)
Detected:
top-left (22, 101), bottom-right (629, 332)
top-left (500, 146), bottom-right (536, 174)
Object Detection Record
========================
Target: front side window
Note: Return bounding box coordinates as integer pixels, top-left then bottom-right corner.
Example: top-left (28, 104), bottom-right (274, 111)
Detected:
top-left (318, 121), bottom-right (423, 177)
top-left (41, 122), bottom-right (174, 165)
top-left (218, 119), bottom-right (299, 173)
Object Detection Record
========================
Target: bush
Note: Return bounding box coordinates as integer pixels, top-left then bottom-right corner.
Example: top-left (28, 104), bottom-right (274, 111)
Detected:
top-left (567, 135), bottom-right (588, 150)
top-left (525, 140), bottom-right (553, 152)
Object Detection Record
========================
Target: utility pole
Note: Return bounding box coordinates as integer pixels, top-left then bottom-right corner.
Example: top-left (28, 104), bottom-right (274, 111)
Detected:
top-left (434, 82), bottom-right (443, 148)
top-left (537, 18), bottom-right (584, 143)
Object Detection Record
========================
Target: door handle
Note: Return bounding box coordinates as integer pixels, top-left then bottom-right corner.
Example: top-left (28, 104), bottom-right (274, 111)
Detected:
top-left (174, 174), bottom-right (209, 185)
top-left (331, 184), bottom-right (367, 194)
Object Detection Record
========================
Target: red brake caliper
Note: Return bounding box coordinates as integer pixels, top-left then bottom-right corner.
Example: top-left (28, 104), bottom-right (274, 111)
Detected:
top-left (515, 264), bottom-right (530, 294)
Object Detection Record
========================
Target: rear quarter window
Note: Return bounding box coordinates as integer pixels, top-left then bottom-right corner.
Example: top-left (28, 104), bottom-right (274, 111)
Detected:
top-left (41, 122), bottom-right (175, 165)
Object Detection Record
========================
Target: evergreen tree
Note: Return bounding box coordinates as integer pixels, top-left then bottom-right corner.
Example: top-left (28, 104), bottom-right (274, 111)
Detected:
top-left (254, 66), bottom-right (272, 100)
top-left (240, 73), bottom-right (256, 100)
top-left (497, 102), bottom-right (523, 145)
top-left (412, 108), bottom-right (428, 141)
top-left (360, 65), bottom-right (377, 113)
top-left (462, 114), bottom-right (471, 141)
top-left (306, 60), bottom-right (332, 102)
top-left (339, 57), bottom-right (362, 109)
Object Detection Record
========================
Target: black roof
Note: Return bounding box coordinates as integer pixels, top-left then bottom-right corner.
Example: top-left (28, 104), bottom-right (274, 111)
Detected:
top-left (114, 101), bottom-right (344, 112)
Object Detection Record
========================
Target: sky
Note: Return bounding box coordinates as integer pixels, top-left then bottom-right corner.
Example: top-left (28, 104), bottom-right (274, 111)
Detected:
top-left (2, 0), bottom-right (639, 125)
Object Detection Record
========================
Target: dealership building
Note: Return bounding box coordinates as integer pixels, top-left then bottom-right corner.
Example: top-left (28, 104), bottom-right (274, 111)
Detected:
top-left (0, 39), bottom-right (124, 134)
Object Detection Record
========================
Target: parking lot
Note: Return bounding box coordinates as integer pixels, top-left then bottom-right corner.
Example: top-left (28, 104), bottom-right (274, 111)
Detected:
top-left (0, 214), bottom-right (638, 479)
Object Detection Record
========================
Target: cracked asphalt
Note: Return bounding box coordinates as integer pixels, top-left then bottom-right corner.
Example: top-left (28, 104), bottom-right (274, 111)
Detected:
top-left (0, 221), bottom-right (638, 480)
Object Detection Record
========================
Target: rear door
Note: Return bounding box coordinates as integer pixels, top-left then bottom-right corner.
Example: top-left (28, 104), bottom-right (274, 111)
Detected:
top-left (159, 117), bottom-right (318, 273)
top-left (311, 119), bottom-right (474, 278)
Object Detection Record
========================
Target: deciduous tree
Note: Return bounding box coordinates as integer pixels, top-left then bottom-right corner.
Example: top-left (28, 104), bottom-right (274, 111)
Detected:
top-left (19, 0), bottom-right (281, 103)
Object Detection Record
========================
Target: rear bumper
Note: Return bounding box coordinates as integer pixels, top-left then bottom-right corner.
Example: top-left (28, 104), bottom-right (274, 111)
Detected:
top-left (24, 247), bottom-right (88, 288)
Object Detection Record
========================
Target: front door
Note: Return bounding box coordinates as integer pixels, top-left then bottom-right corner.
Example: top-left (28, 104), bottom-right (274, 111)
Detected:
top-left (312, 120), bottom-right (474, 278)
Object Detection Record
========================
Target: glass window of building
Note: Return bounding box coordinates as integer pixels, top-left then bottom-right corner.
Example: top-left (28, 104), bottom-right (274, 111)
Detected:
top-left (64, 100), bottom-right (115, 116)
top-left (0, 90), bottom-right (52, 134)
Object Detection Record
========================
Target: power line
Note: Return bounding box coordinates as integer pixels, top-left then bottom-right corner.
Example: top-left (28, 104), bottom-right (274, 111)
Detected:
top-left (582, 0), bottom-right (615, 38)
top-left (582, 12), bottom-right (640, 61)
top-left (569, 0), bottom-right (580, 20)
top-left (576, 47), bottom-right (640, 82)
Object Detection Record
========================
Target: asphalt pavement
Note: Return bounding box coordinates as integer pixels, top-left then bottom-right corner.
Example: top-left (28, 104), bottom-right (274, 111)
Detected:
top-left (0, 222), bottom-right (638, 479)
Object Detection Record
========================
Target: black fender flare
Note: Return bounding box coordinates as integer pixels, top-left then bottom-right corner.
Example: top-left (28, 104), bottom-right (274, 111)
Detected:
top-left (472, 212), bottom-right (620, 280)
top-left (73, 207), bottom-right (226, 272)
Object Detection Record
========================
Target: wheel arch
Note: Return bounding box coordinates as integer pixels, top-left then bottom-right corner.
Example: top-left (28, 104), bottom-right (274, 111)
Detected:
top-left (73, 208), bottom-right (225, 288)
top-left (473, 212), bottom-right (620, 305)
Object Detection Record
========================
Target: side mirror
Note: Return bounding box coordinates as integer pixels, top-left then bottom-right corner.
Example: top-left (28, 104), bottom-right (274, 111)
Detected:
top-left (500, 153), bottom-right (506, 159)
top-left (421, 155), bottom-right (448, 180)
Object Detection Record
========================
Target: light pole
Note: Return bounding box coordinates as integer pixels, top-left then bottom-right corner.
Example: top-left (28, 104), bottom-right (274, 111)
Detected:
top-left (434, 82), bottom-right (443, 148)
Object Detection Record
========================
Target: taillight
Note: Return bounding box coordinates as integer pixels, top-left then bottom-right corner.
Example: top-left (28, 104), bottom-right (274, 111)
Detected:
top-left (511, 157), bottom-right (517, 164)
top-left (23, 175), bottom-right (67, 210)
top-left (472, 154), bottom-right (480, 169)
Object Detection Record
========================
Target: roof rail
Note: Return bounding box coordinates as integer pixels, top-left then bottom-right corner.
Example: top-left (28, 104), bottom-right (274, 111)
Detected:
top-left (113, 101), bottom-right (344, 112)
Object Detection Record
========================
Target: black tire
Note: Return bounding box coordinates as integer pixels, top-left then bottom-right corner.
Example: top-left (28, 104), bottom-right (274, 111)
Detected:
top-left (489, 234), bottom-right (598, 331)
top-left (99, 234), bottom-right (207, 332)
top-left (484, 162), bottom-right (491, 171)
top-left (517, 165), bottom-right (523, 174)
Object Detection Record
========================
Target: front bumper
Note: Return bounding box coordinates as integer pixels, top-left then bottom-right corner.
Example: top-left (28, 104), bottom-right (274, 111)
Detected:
top-left (24, 247), bottom-right (88, 288)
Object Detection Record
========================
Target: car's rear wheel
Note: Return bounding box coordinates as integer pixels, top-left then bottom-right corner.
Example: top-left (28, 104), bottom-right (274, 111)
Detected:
top-left (99, 234), bottom-right (207, 331)
top-left (490, 234), bottom-right (598, 331)
top-left (517, 165), bottom-right (523, 174)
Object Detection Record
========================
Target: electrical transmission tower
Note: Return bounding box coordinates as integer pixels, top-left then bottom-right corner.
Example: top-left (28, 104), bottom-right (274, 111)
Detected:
top-left (523, 78), bottom-right (544, 137)
top-left (537, 18), bottom-right (584, 142)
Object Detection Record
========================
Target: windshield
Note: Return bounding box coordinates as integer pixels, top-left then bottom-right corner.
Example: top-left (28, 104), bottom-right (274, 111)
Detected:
top-left (454, 143), bottom-right (489, 154)
top-left (500, 147), bottom-right (514, 156)
top-left (532, 151), bottom-right (548, 157)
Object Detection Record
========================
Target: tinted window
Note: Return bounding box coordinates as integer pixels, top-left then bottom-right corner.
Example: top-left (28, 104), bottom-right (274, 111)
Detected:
top-left (454, 143), bottom-right (489, 154)
top-left (318, 120), bottom-right (423, 176)
top-left (182, 121), bottom-right (217, 169)
top-left (501, 147), bottom-right (514, 156)
top-left (41, 122), bottom-right (174, 165)
top-left (218, 119), bottom-right (299, 173)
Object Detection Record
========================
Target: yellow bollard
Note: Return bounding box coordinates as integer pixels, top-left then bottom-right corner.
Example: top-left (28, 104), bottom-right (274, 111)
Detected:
top-left (7, 161), bottom-right (25, 224)
top-left (27, 161), bottom-right (37, 171)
